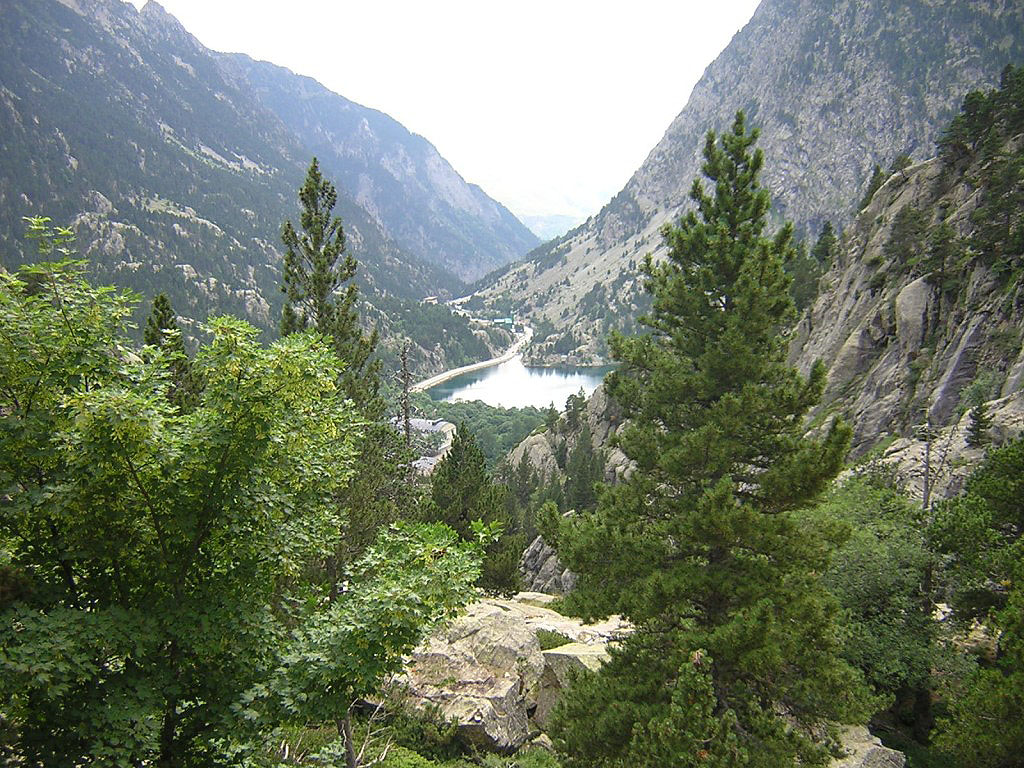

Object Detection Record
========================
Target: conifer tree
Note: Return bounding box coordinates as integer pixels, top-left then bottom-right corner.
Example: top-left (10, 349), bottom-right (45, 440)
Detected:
top-left (859, 163), bottom-right (887, 210)
top-left (550, 113), bottom-right (869, 767)
top-left (811, 220), bottom-right (837, 266)
top-left (430, 425), bottom-right (520, 594)
top-left (143, 292), bottom-right (199, 411)
top-left (966, 402), bottom-right (992, 449)
top-left (281, 158), bottom-right (380, 409)
top-left (279, 161), bottom-right (412, 603)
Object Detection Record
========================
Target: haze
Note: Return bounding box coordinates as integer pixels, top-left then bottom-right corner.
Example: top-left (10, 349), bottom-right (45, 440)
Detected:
top-left (128, 0), bottom-right (761, 233)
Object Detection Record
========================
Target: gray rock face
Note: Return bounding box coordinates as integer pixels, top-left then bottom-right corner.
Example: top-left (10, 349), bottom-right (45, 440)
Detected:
top-left (401, 601), bottom-right (544, 752)
top-left (520, 535), bottom-right (576, 595)
top-left (401, 596), bottom-right (628, 752)
top-left (879, 392), bottom-right (1024, 503)
top-left (474, 0), bottom-right (1024, 365)
top-left (831, 726), bottom-right (905, 768)
top-left (790, 153), bottom-right (1024, 455)
top-left (508, 434), bottom-right (560, 485)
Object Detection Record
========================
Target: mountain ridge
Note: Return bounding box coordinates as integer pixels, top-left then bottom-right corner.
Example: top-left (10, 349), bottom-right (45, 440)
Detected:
top-left (473, 0), bottom-right (1024, 366)
top-left (0, 0), bottom-right (534, 359)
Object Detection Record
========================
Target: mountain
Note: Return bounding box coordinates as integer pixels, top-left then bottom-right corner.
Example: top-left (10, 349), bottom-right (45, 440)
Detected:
top-left (790, 66), bottom-right (1024, 456)
top-left (0, 0), bottom-right (533, 349)
top-left (472, 0), bottom-right (1024, 364)
top-left (514, 66), bottom-right (1024, 493)
top-left (218, 55), bottom-right (537, 283)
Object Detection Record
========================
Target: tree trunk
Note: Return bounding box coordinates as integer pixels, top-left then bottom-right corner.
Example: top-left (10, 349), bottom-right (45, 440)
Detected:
top-left (338, 713), bottom-right (359, 768)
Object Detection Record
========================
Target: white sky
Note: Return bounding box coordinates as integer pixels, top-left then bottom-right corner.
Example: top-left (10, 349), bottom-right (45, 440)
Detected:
top-left (128, 0), bottom-right (761, 224)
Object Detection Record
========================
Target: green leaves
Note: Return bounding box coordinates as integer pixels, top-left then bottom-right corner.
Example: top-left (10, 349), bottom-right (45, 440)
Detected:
top-left (269, 522), bottom-right (480, 724)
top-left (0, 259), bottom-right (368, 764)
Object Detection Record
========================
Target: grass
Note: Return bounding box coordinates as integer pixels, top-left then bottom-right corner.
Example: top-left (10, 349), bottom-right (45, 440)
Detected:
top-left (536, 629), bottom-right (573, 650)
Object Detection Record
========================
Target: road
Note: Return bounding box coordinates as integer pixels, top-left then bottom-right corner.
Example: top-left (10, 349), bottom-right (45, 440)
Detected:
top-left (410, 326), bottom-right (533, 393)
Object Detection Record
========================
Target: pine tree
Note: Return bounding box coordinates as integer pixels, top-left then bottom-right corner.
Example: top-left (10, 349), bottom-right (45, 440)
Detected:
top-left (966, 402), bottom-right (992, 448)
top-left (859, 163), bottom-right (887, 210)
top-left (811, 220), bottom-right (837, 266)
top-left (550, 113), bottom-right (869, 767)
top-left (430, 425), bottom-right (520, 595)
top-left (281, 158), bottom-right (380, 409)
top-left (143, 293), bottom-right (199, 411)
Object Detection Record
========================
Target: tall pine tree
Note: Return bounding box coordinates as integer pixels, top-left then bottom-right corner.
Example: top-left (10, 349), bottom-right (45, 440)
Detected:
top-left (279, 160), bottom-right (415, 583)
top-left (550, 113), bottom-right (870, 767)
top-left (281, 158), bottom-right (380, 409)
top-left (430, 425), bottom-right (521, 595)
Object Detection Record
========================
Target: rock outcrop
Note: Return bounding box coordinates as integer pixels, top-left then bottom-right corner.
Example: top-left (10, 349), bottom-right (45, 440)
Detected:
top-left (520, 536), bottom-right (576, 595)
top-left (400, 596), bottom-right (628, 752)
top-left (507, 383), bottom-right (631, 495)
top-left (401, 595), bottom-right (900, 765)
top-left (878, 391), bottom-right (1024, 502)
top-left (832, 726), bottom-right (905, 768)
top-left (790, 148), bottom-right (1024, 455)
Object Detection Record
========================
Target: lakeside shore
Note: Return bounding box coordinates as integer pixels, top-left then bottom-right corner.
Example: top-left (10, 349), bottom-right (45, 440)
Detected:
top-left (411, 326), bottom-right (534, 393)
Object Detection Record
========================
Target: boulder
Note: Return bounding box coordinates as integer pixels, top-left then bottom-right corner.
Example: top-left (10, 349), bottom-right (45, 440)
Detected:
top-left (509, 434), bottom-right (560, 484)
top-left (829, 725), bottom-right (905, 768)
top-left (401, 597), bottom-right (628, 751)
top-left (521, 535), bottom-right (576, 594)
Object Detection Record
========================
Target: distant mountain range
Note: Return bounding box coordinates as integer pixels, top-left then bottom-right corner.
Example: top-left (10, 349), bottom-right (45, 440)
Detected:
top-left (0, 0), bottom-right (537, 341)
top-left (472, 0), bottom-right (1024, 365)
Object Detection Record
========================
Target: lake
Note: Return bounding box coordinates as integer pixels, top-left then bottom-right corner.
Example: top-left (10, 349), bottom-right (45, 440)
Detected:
top-left (427, 356), bottom-right (614, 410)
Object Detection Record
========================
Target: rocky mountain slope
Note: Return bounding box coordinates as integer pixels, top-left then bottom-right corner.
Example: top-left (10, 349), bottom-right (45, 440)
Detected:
top-left (790, 74), bottom-right (1024, 455)
top-left (473, 0), bottom-right (1024, 364)
top-left (220, 54), bottom-right (537, 283)
top-left (0, 0), bottom-right (534, 350)
top-left (512, 66), bottom-right (1024, 486)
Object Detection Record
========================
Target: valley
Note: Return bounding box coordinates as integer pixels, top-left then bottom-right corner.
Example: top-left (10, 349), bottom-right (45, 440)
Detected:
top-left (1, 1), bottom-right (1023, 768)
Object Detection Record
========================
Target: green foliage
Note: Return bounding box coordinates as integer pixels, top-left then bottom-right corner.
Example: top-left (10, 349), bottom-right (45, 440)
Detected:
top-left (536, 629), bottom-right (573, 651)
top-left (885, 206), bottom-right (929, 268)
top-left (930, 438), bottom-right (1024, 621)
top-left (860, 164), bottom-right (887, 210)
top-left (380, 745), bottom-right (438, 768)
top-left (0, 260), bottom-right (361, 765)
top-left (930, 437), bottom-right (1024, 767)
top-left (429, 426), bottom-right (521, 595)
top-left (477, 748), bottom-right (564, 768)
top-left (563, 423), bottom-right (603, 513)
top-left (269, 523), bottom-right (481, 731)
top-left (376, 296), bottom-right (499, 376)
top-left (281, 157), bottom-right (381, 409)
top-left (143, 292), bottom-right (202, 411)
top-left (551, 636), bottom-right (757, 768)
top-left (940, 64), bottom-right (1024, 280)
top-left (0, 255), bottom-right (480, 767)
top-left (386, 705), bottom-right (463, 763)
top-left (812, 476), bottom-right (937, 709)
top-left (785, 238), bottom-right (823, 312)
top-left (811, 220), bottom-right (838, 267)
top-left (550, 113), bottom-right (869, 767)
top-left (413, 394), bottom-right (547, 468)
top-left (965, 403), bottom-right (992, 448)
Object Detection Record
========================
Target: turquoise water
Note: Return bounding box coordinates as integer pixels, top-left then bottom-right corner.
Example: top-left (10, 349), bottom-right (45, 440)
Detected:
top-left (427, 356), bottom-right (613, 410)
